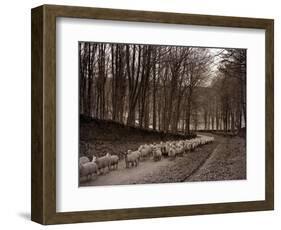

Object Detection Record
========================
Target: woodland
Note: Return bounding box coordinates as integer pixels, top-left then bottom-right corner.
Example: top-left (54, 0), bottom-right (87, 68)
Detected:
top-left (79, 42), bottom-right (246, 134)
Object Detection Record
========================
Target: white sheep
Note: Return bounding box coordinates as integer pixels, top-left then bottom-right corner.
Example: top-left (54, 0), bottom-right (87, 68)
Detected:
top-left (79, 156), bottom-right (90, 165)
top-left (93, 153), bottom-right (111, 174)
top-left (183, 142), bottom-right (191, 153)
top-left (190, 142), bottom-right (197, 151)
top-left (168, 146), bottom-right (176, 160)
top-left (125, 150), bottom-right (140, 168)
top-left (160, 142), bottom-right (169, 157)
top-left (79, 160), bottom-right (99, 181)
top-left (175, 145), bottom-right (184, 157)
top-left (109, 154), bottom-right (119, 170)
top-left (153, 147), bottom-right (162, 161)
top-left (138, 144), bottom-right (152, 160)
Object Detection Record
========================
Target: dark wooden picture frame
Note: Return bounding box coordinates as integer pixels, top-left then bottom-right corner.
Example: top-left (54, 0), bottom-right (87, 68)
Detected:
top-left (31, 4), bottom-right (274, 225)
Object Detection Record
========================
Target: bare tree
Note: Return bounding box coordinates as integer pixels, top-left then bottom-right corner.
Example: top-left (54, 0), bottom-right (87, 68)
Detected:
top-left (79, 42), bottom-right (246, 135)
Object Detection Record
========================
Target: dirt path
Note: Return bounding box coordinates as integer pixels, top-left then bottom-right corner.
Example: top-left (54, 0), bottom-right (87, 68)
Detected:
top-left (188, 134), bottom-right (246, 181)
top-left (80, 134), bottom-right (246, 186)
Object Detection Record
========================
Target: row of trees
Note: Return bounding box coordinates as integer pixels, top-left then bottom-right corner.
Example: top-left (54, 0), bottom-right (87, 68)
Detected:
top-left (79, 42), bottom-right (246, 134)
top-left (198, 49), bottom-right (246, 132)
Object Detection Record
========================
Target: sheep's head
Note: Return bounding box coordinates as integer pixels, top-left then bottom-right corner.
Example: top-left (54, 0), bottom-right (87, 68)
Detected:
top-left (106, 153), bottom-right (111, 157)
top-left (127, 150), bottom-right (132, 154)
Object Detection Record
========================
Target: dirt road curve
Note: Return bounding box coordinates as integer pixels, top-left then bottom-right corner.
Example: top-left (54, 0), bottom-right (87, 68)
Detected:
top-left (80, 134), bottom-right (246, 187)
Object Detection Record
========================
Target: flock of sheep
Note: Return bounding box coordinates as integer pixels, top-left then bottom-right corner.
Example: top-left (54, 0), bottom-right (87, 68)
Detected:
top-left (79, 135), bottom-right (214, 182)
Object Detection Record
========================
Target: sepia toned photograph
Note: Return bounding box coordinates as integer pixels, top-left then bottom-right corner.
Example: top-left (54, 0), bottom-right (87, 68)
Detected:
top-left (78, 42), bottom-right (246, 187)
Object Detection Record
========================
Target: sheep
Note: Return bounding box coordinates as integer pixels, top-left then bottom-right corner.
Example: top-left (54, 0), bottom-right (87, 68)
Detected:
top-left (153, 147), bottom-right (162, 161)
top-left (183, 142), bottom-right (191, 153)
top-left (160, 142), bottom-right (169, 157)
top-left (138, 144), bottom-right (152, 160)
top-left (121, 135), bottom-right (215, 169)
top-left (190, 142), bottom-right (197, 152)
top-left (175, 145), bottom-right (184, 157)
top-left (125, 150), bottom-right (140, 168)
top-left (109, 154), bottom-right (119, 170)
top-left (79, 156), bottom-right (90, 165)
top-left (79, 160), bottom-right (99, 181)
top-left (93, 153), bottom-right (111, 174)
top-left (196, 135), bottom-right (214, 146)
top-left (168, 146), bottom-right (176, 160)
top-left (178, 142), bottom-right (185, 155)
top-left (205, 136), bottom-right (214, 143)
top-left (138, 145), bottom-right (143, 152)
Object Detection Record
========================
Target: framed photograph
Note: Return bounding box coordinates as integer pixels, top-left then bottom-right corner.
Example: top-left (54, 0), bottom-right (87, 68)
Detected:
top-left (31, 4), bottom-right (274, 224)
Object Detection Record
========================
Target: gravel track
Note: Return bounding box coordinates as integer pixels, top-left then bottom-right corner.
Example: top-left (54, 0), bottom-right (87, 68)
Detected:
top-left (188, 135), bottom-right (246, 181)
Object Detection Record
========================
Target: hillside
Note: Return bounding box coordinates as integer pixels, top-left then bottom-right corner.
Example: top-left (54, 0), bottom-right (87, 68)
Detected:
top-left (79, 115), bottom-right (196, 159)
